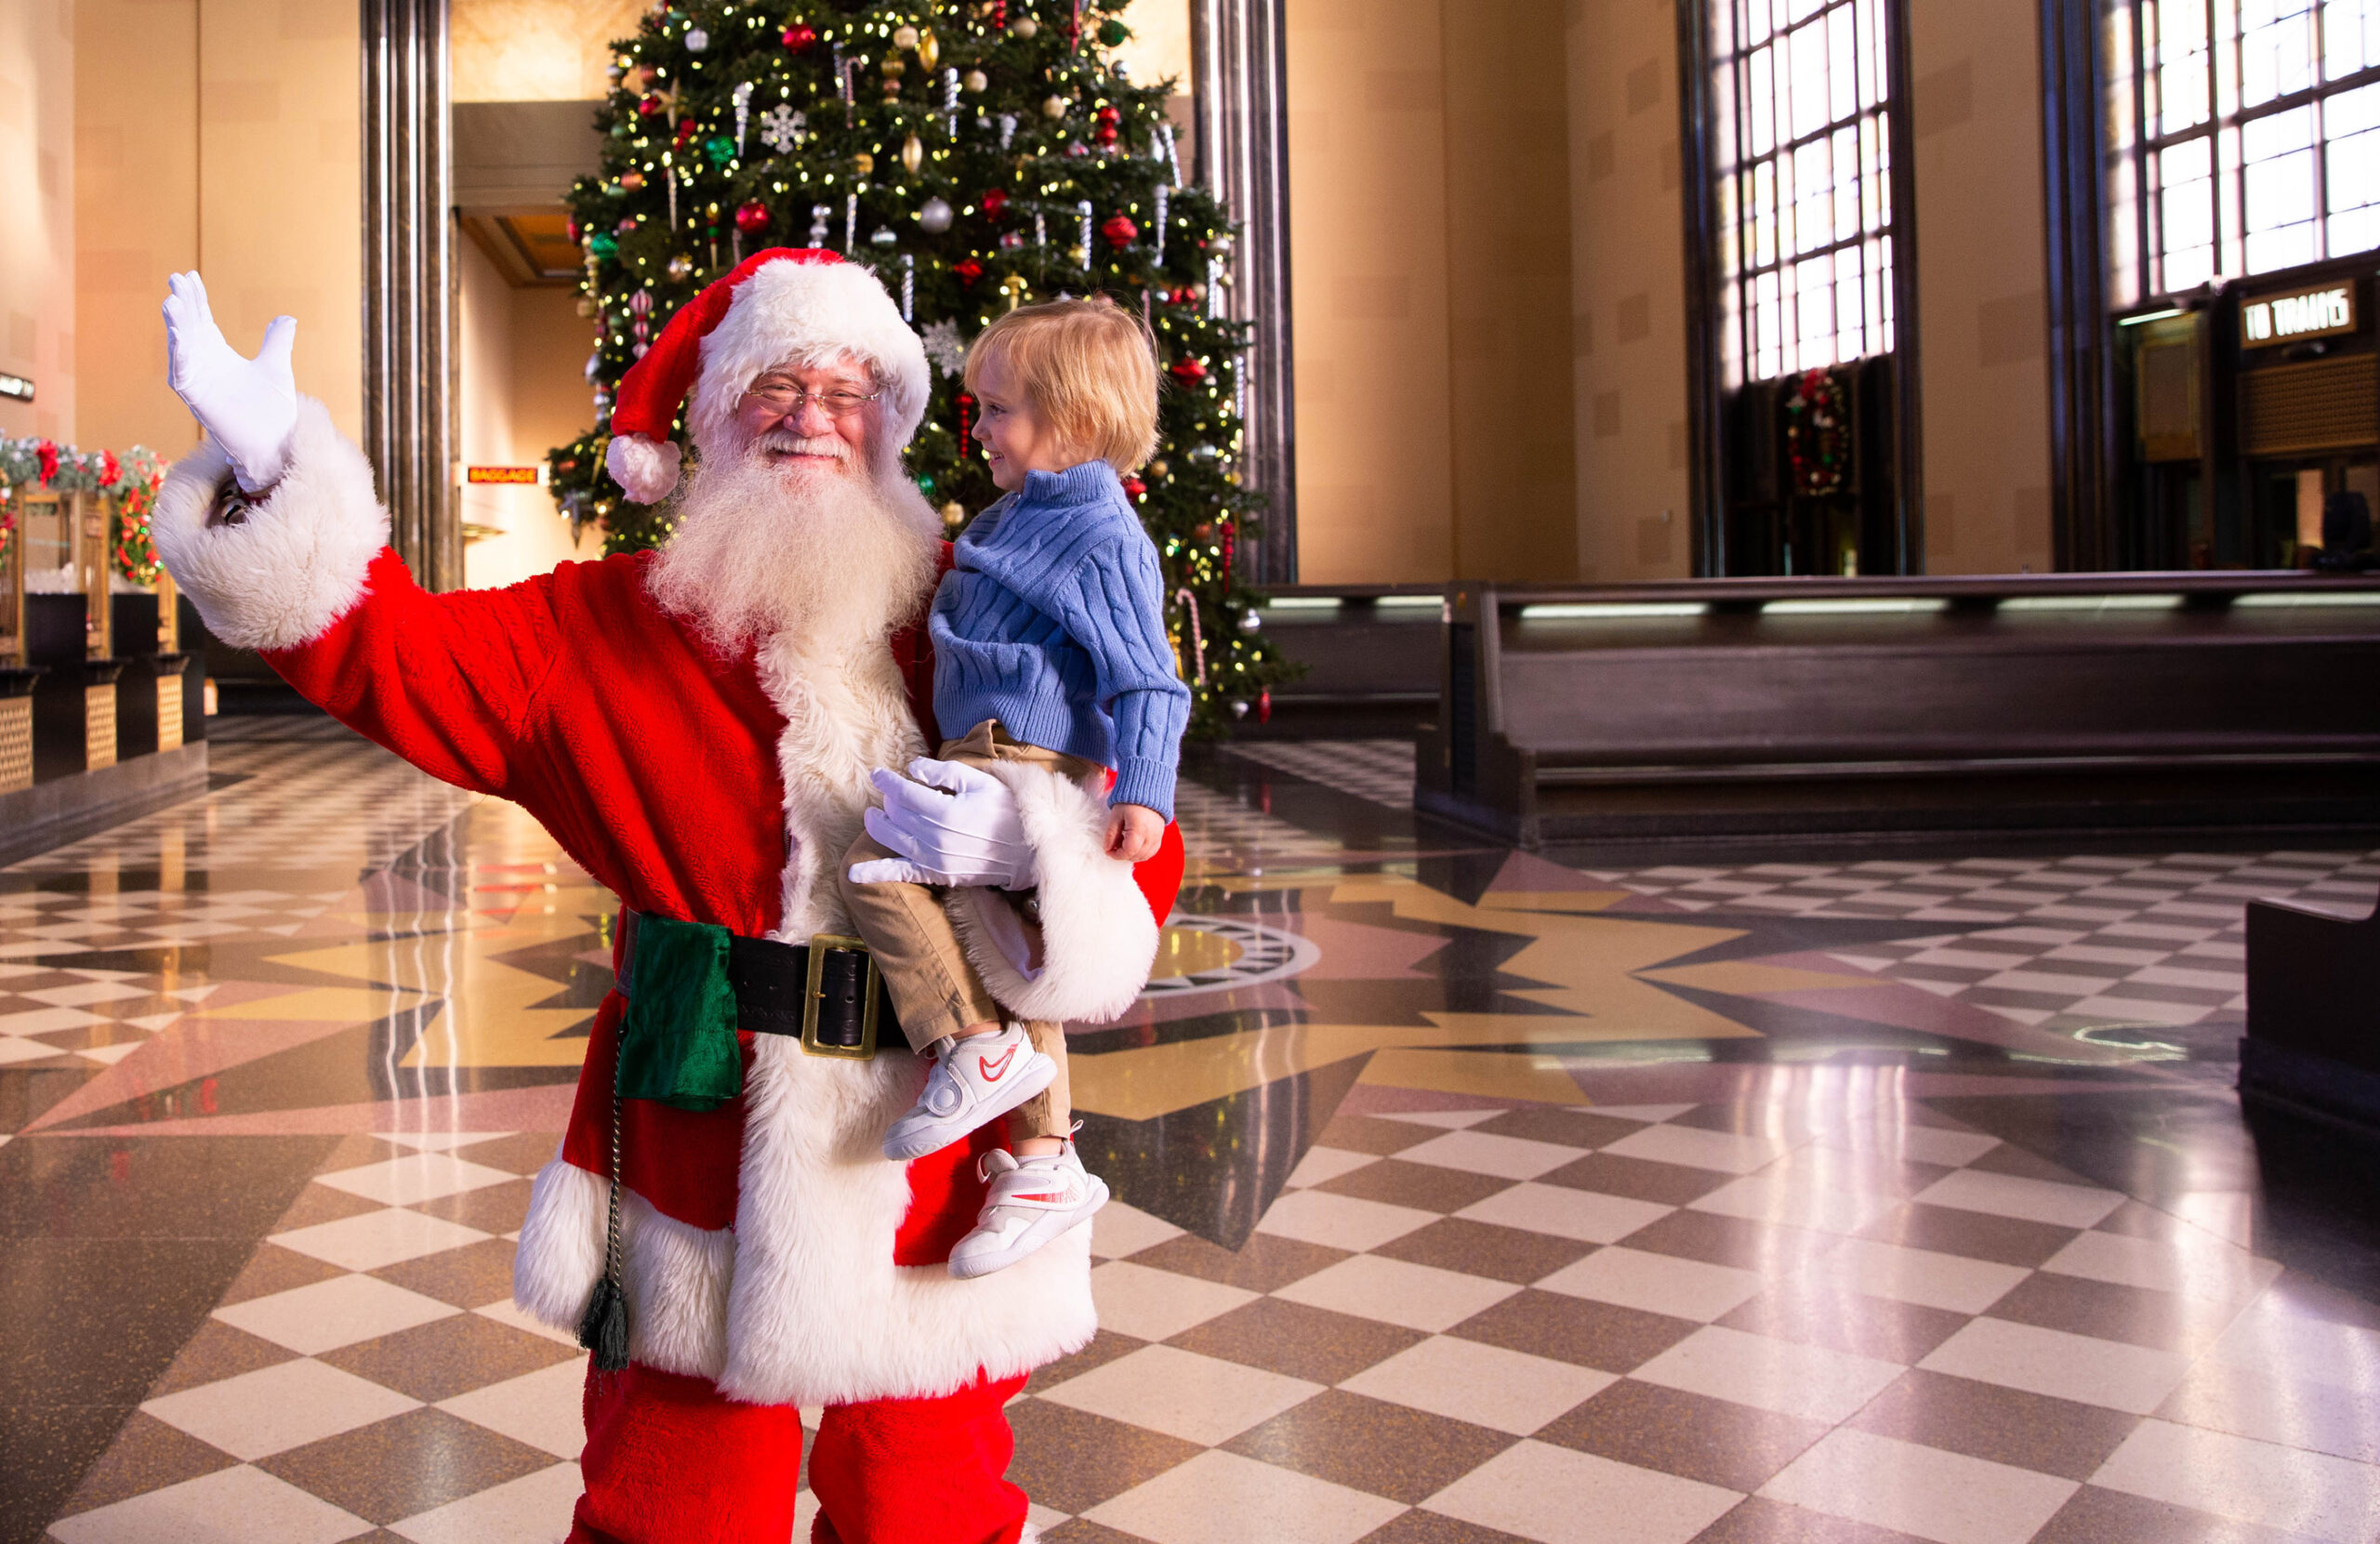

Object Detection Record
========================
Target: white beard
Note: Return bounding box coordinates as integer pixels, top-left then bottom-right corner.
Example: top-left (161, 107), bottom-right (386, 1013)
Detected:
top-left (648, 427), bottom-right (943, 937)
top-left (648, 432), bottom-right (941, 660)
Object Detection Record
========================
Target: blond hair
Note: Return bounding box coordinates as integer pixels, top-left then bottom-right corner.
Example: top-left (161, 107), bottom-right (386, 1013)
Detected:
top-left (963, 297), bottom-right (1161, 473)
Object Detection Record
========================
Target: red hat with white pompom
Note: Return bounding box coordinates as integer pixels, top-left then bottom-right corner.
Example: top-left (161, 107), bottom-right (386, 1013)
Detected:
top-left (603, 247), bottom-right (931, 504)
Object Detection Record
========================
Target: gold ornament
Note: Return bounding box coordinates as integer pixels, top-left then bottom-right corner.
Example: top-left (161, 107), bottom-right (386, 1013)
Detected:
top-left (1012, 14), bottom-right (1038, 37)
top-left (880, 58), bottom-right (906, 77)
top-left (620, 169), bottom-right (646, 191)
top-left (941, 500), bottom-right (965, 530)
top-left (901, 133), bottom-right (923, 174)
top-left (918, 28), bottom-right (939, 67)
top-left (892, 23), bottom-right (919, 48)
top-left (1146, 458), bottom-right (1169, 479)
top-left (963, 68), bottom-right (987, 92)
top-left (853, 151), bottom-right (875, 175)
top-left (1041, 94), bottom-right (1067, 119)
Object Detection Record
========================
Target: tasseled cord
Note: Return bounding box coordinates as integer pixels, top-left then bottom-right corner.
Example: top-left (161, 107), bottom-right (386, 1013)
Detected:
top-left (577, 1081), bottom-right (632, 1372)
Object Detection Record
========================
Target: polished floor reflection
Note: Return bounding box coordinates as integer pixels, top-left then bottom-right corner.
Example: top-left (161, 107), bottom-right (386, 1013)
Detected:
top-left (7, 719), bottom-right (2380, 1544)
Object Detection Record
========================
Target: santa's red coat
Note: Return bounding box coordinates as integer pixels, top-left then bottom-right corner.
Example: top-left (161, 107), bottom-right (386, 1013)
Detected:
top-left (152, 400), bottom-right (1179, 1410)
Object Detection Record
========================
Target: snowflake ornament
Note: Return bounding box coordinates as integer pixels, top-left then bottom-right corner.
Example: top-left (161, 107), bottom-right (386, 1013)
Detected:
top-left (919, 319), bottom-right (967, 378)
top-left (760, 105), bottom-right (805, 154)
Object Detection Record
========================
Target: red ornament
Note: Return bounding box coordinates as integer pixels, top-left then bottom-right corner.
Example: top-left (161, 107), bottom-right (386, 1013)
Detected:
top-left (1168, 356), bottom-right (1207, 385)
top-left (1101, 214), bottom-right (1138, 248)
top-left (734, 200), bottom-right (771, 234)
top-left (952, 257), bottom-right (984, 285)
top-left (1121, 476), bottom-right (1147, 500)
top-left (99, 450), bottom-right (120, 488)
top-left (567, 218), bottom-right (582, 243)
top-left (34, 440), bottom-right (59, 486)
top-left (1257, 687), bottom-right (1271, 723)
top-left (982, 188), bottom-right (1009, 218)
top-left (673, 117), bottom-right (697, 149)
top-left (956, 391), bottom-right (973, 449)
top-left (781, 22), bottom-right (816, 50)
top-left (638, 95), bottom-right (663, 118)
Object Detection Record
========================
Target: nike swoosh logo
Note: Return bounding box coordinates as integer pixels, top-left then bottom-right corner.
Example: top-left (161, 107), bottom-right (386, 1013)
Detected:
top-left (979, 1044), bottom-right (1019, 1081)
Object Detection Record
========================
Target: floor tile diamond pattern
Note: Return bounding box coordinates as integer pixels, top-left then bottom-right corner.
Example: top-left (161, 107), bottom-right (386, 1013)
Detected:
top-left (45, 1097), bottom-right (2380, 1544)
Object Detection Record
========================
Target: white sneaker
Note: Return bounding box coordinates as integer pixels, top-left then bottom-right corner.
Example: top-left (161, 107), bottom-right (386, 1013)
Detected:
top-left (948, 1143), bottom-right (1108, 1279)
top-left (882, 1023), bottom-right (1057, 1161)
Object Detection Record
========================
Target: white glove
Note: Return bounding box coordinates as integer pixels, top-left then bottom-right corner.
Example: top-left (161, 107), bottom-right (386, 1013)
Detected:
top-left (848, 759), bottom-right (1038, 890)
top-left (162, 271), bottom-right (299, 495)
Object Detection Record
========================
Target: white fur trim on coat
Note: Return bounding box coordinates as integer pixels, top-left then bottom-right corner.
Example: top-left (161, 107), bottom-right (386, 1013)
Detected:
top-left (606, 432), bottom-right (683, 505)
top-left (512, 1155), bottom-right (736, 1379)
top-left (719, 1035), bottom-right (1097, 1405)
top-left (152, 397), bottom-right (389, 652)
top-left (687, 258), bottom-right (931, 458)
top-left (509, 1049), bottom-right (1098, 1405)
top-left (948, 761), bottom-right (1162, 1024)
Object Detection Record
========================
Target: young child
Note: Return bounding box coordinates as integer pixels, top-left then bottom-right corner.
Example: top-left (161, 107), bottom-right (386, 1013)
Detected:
top-left (840, 297), bottom-right (1189, 1278)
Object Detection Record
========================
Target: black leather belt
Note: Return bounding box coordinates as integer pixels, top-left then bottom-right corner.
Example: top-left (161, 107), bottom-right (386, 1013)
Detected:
top-left (618, 908), bottom-right (908, 1060)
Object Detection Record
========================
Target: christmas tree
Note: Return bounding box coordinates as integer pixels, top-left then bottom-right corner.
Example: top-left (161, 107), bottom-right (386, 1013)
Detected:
top-left (545, 0), bottom-right (1293, 734)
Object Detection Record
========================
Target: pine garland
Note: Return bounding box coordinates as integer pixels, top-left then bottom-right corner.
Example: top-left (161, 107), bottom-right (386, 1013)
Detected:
top-left (545, 0), bottom-right (1295, 733)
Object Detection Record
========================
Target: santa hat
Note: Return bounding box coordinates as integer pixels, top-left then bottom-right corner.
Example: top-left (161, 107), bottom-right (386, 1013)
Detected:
top-left (603, 247), bottom-right (931, 504)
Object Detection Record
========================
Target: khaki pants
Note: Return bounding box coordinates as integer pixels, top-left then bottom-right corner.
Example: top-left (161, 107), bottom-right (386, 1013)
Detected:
top-left (838, 720), bottom-right (1096, 1142)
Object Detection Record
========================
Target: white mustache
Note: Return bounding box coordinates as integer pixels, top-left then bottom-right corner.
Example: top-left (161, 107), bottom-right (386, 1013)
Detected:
top-left (758, 429), bottom-right (851, 459)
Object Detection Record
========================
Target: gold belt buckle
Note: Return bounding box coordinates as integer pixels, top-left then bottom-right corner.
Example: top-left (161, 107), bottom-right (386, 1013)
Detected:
top-left (800, 933), bottom-right (880, 1059)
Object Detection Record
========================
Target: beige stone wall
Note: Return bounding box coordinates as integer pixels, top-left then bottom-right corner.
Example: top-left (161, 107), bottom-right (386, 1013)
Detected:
top-left (1907, 0), bottom-right (2055, 575)
top-left (1565, 0), bottom-right (1692, 580)
top-left (72, 0), bottom-right (193, 455)
top-left (1444, 0), bottom-right (1578, 582)
top-left (1285, 0), bottom-right (1579, 584)
top-left (1285, 0), bottom-right (1457, 582)
top-left (2, 0), bottom-right (77, 442)
top-left (452, 0), bottom-right (648, 103)
top-left (71, 0), bottom-right (360, 455)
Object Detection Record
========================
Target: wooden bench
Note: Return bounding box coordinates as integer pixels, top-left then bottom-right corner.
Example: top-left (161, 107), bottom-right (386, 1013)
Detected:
top-left (1415, 574), bottom-right (2380, 849)
top-left (2243, 891), bottom-right (2380, 1151)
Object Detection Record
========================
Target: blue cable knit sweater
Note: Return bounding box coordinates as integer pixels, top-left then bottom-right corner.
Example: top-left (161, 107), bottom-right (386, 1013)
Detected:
top-left (928, 461), bottom-right (1191, 818)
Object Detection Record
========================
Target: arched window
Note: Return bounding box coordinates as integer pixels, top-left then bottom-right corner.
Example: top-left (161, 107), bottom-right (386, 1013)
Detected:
top-left (1687, 0), bottom-right (1921, 576)
top-left (2124, 0), bottom-right (2380, 297)
top-left (1714, 0), bottom-right (1901, 383)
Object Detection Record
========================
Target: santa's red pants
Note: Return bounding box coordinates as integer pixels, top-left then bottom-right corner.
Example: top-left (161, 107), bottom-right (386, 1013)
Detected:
top-left (565, 1362), bottom-right (1033, 1544)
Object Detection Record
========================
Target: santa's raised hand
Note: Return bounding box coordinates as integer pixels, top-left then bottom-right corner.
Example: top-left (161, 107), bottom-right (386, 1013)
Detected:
top-left (162, 271), bottom-right (299, 494)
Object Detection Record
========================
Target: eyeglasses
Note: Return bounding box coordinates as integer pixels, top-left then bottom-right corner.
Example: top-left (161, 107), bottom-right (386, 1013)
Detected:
top-left (744, 380), bottom-right (881, 418)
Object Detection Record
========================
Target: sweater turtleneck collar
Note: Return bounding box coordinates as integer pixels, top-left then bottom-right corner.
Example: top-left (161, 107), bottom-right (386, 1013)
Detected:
top-left (1018, 461), bottom-right (1122, 506)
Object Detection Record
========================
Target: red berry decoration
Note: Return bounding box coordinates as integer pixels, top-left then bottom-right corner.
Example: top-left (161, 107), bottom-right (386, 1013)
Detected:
top-left (734, 200), bottom-right (770, 234)
top-left (952, 257), bottom-right (984, 285)
top-left (1169, 356), bottom-right (1208, 384)
top-left (781, 22), bottom-right (816, 50)
top-left (982, 188), bottom-right (1009, 218)
top-left (1101, 214), bottom-right (1138, 248)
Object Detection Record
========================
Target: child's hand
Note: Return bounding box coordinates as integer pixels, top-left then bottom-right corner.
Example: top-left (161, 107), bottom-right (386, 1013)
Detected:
top-left (1104, 803), bottom-right (1164, 863)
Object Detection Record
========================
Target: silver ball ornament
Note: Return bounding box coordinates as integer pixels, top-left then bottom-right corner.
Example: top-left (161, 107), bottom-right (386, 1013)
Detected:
top-left (919, 196), bottom-right (955, 233)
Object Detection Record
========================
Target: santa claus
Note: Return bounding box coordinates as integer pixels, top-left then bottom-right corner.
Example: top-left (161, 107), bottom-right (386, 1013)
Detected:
top-left (151, 251), bottom-right (1178, 1544)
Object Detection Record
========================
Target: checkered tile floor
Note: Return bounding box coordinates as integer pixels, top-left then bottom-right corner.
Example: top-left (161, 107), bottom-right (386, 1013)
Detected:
top-left (1025, 1101), bottom-right (2380, 1544)
top-left (1592, 850), bottom-right (2380, 926)
top-left (0, 963), bottom-right (220, 1069)
top-left (44, 1130), bottom-right (582, 1544)
top-left (48, 1101), bottom-right (2380, 1543)
top-left (1225, 739), bottom-right (1418, 811)
top-left (1172, 781), bottom-right (1366, 864)
top-left (7, 726), bottom-right (482, 878)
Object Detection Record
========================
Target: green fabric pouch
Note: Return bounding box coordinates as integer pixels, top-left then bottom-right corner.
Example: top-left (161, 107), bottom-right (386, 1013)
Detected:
top-left (615, 914), bottom-right (743, 1111)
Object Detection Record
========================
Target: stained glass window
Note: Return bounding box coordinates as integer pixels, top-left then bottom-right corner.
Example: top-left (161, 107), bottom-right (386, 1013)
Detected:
top-left (2131, 0), bottom-right (2380, 297)
top-left (1712, 0), bottom-right (1899, 385)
